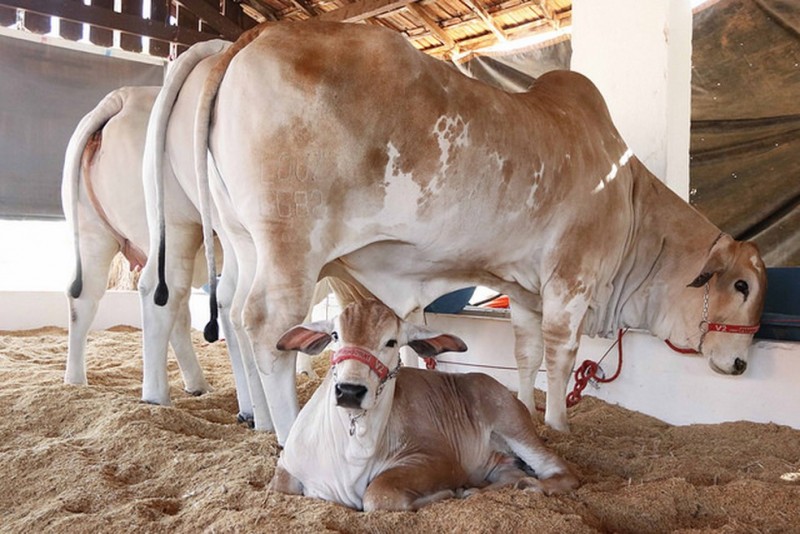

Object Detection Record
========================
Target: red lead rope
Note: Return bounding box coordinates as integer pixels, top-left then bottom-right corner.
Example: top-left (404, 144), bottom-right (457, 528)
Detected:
top-left (564, 328), bottom-right (627, 408)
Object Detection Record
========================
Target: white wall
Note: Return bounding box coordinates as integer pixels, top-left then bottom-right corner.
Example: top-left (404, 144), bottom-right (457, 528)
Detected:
top-left (0, 290), bottom-right (142, 331)
top-left (571, 0), bottom-right (693, 199)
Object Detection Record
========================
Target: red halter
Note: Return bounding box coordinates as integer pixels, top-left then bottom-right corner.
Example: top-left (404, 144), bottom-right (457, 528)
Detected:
top-left (665, 282), bottom-right (760, 355)
top-left (330, 346), bottom-right (391, 381)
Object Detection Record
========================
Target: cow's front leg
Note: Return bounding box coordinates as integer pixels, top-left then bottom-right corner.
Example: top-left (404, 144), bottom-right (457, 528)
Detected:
top-left (541, 285), bottom-right (590, 432)
top-left (509, 301), bottom-right (544, 414)
top-left (362, 463), bottom-right (463, 512)
top-left (269, 461), bottom-right (303, 495)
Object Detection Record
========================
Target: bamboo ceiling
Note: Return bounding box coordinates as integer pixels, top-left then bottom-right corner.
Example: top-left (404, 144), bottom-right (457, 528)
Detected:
top-left (0, 0), bottom-right (572, 61)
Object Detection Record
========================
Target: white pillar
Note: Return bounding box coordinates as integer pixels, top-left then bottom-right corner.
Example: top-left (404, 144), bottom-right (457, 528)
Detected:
top-left (570, 0), bottom-right (692, 200)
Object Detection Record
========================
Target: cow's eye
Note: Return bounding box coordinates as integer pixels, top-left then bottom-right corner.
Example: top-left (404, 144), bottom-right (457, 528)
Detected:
top-left (386, 339), bottom-right (397, 348)
top-left (331, 331), bottom-right (339, 341)
top-left (734, 280), bottom-right (749, 299)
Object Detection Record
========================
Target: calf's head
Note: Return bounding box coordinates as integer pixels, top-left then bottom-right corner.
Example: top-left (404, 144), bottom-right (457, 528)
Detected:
top-left (685, 234), bottom-right (767, 375)
top-left (277, 299), bottom-right (467, 411)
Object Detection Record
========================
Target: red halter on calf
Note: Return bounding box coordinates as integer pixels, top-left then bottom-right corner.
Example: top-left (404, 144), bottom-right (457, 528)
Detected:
top-left (330, 346), bottom-right (391, 381)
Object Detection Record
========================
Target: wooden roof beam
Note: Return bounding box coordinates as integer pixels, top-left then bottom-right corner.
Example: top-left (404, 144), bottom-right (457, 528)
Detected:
top-left (316, 0), bottom-right (414, 23)
top-left (290, 0), bottom-right (321, 17)
top-left (536, 0), bottom-right (560, 29)
top-left (460, 0), bottom-right (507, 42)
top-left (406, 2), bottom-right (459, 56)
top-left (177, 0), bottom-right (244, 39)
top-left (241, 0), bottom-right (279, 22)
top-left (3, 0), bottom-right (219, 46)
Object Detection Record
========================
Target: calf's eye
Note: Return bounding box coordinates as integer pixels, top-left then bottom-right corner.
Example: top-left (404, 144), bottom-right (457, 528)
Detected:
top-left (734, 280), bottom-right (749, 299)
top-left (386, 339), bottom-right (397, 348)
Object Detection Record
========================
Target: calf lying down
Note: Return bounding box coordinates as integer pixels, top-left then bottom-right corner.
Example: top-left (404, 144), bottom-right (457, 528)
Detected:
top-left (270, 300), bottom-right (578, 511)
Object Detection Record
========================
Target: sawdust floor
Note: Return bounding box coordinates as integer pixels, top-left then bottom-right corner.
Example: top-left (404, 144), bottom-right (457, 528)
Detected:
top-left (1, 327), bottom-right (798, 533)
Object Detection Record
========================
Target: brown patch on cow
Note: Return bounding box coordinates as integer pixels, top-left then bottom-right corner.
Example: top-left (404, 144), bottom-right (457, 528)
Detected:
top-left (337, 300), bottom-right (400, 349)
top-left (82, 130), bottom-right (103, 168)
top-left (707, 238), bottom-right (768, 327)
top-left (501, 159), bottom-right (515, 185)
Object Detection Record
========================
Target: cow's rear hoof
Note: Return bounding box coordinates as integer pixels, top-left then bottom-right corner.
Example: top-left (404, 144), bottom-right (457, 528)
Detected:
top-left (141, 396), bottom-right (172, 407)
top-left (185, 388), bottom-right (205, 397)
top-left (237, 413), bottom-right (255, 428)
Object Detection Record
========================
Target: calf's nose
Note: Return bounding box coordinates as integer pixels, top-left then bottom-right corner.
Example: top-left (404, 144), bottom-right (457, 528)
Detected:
top-left (335, 383), bottom-right (368, 408)
top-left (732, 358), bottom-right (747, 375)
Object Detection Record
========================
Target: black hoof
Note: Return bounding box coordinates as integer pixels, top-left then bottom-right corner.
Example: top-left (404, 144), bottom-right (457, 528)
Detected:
top-left (185, 389), bottom-right (205, 397)
top-left (237, 413), bottom-right (255, 428)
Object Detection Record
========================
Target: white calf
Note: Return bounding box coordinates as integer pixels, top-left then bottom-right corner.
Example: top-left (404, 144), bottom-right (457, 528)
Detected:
top-left (271, 300), bottom-right (579, 511)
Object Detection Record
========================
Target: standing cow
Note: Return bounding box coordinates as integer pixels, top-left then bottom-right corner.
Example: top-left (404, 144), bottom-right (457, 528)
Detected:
top-left (139, 32), bottom-right (373, 430)
top-left (61, 85), bottom-right (213, 398)
top-left (182, 22), bottom-right (765, 445)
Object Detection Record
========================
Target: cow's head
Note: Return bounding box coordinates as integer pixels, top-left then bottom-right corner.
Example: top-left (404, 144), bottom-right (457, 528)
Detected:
top-left (683, 234), bottom-right (767, 375)
top-left (276, 299), bottom-right (466, 411)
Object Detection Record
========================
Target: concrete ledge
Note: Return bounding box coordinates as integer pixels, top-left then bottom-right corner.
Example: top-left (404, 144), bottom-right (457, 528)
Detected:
top-left (427, 312), bottom-right (800, 430)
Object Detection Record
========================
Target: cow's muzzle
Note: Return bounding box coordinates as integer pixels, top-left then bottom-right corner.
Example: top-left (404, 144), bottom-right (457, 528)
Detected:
top-left (335, 382), bottom-right (368, 408)
top-left (710, 357), bottom-right (747, 376)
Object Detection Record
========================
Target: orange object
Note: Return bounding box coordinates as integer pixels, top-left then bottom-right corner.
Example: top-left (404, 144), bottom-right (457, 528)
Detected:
top-left (483, 295), bottom-right (509, 309)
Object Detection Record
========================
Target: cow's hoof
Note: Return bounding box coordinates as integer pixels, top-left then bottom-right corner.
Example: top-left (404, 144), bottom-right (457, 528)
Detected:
top-left (140, 395), bottom-right (172, 407)
top-left (237, 413), bottom-right (255, 428)
top-left (185, 388), bottom-right (206, 397)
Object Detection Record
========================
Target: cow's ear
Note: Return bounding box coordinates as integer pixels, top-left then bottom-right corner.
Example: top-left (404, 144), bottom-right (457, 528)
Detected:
top-left (404, 324), bottom-right (468, 357)
top-left (276, 320), bottom-right (334, 354)
top-left (687, 234), bottom-right (734, 288)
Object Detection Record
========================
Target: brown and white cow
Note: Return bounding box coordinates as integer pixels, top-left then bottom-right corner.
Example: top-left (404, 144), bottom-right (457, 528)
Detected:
top-left (270, 299), bottom-right (579, 511)
top-left (186, 22), bottom-right (766, 444)
top-left (61, 85), bottom-right (213, 398)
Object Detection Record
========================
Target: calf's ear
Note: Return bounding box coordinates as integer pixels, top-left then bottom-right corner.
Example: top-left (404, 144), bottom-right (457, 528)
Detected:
top-left (276, 320), bottom-right (334, 354)
top-left (404, 324), bottom-right (468, 357)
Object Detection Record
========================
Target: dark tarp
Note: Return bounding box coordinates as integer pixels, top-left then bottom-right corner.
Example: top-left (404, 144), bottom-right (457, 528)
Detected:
top-left (0, 35), bottom-right (163, 220)
top-left (690, 0), bottom-right (800, 267)
top-left (459, 1), bottom-right (798, 267)
top-left (454, 36), bottom-right (572, 92)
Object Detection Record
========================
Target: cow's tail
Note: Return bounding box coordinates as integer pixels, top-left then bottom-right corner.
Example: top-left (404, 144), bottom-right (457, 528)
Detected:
top-left (194, 24), bottom-right (270, 343)
top-left (143, 38), bottom-right (231, 308)
top-left (62, 89), bottom-right (127, 299)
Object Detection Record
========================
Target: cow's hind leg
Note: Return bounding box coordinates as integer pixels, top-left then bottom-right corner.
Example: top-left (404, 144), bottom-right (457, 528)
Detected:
top-left (226, 230), bottom-right (272, 431)
top-left (215, 239), bottom-right (256, 423)
top-left (362, 463), bottom-right (465, 512)
top-left (65, 222), bottom-right (119, 385)
top-left (243, 235), bottom-right (321, 444)
top-left (481, 375), bottom-right (579, 494)
top-left (169, 301), bottom-right (212, 395)
top-left (139, 224), bottom-right (201, 405)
